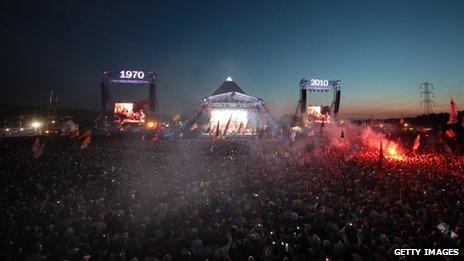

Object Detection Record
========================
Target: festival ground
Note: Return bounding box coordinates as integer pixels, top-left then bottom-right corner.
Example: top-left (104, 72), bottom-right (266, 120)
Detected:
top-left (1, 136), bottom-right (463, 260)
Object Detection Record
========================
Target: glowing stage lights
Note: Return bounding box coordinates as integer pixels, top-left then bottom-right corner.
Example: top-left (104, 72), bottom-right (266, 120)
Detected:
top-left (210, 109), bottom-right (248, 134)
top-left (31, 121), bottom-right (42, 128)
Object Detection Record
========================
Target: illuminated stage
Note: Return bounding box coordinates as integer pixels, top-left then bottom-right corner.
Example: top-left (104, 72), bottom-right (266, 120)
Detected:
top-left (185, 77), bottom-right (276, 135)
top-left (295, 78), bottom-right (341, 126)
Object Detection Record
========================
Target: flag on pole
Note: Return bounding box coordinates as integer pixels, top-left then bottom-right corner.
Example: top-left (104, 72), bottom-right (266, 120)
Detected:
top-left (35, 142), bottom-right (45, 159)
top-left (31, 138), bottom-right (40, 151)
top-left (32, 138), bottom-right (45, 159)
top-left (212, 121), bottom-right (220, 141)
top-left (79, 130), bottom-right (91, 140)
top-left (190, 122), bottom-right (198, 131)
top-left (237, 122), bottom-right (244, 134)
top-left (447, 97), bottom-right (459, 124)
top-left (61, 119), bottom-right (78, 136)
top-left (79, 130), bottom-right (92, 150)
top-left (80, 136), bottom-right (91, 150)
top-left (412, 134), bottom-right (420, 151)
top-left (215, 121), bottom-right (220, 136)
top-left (223, 115), bottom-right (233, 135)
top-left (245, 118), bottom-right (251, 129)
top-left (445, 129), bottom-right (457, 138)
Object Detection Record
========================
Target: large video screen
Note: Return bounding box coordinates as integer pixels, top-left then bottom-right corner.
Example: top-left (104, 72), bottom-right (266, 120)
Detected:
top-left (210, 109), bottom-right (249, 134)
top-left (306, 105), bottom-right (330, 122)
top-left (114, 103), bottom-right (146, 123)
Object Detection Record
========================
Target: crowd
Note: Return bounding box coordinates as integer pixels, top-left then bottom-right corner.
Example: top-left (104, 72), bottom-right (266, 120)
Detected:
top-left (0, 135), bottom-right (463, 260)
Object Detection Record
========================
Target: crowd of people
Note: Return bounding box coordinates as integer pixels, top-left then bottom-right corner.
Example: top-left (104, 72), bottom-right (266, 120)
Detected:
top-left (0, 135), bottom-right (463, 260)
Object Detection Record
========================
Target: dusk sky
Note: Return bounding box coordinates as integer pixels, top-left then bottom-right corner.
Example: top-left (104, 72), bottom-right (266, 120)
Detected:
top-left (2, 0), bottom-right (463, 119)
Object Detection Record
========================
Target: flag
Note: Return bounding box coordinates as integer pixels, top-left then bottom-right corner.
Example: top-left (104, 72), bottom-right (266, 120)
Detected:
top-left (31, 138), bottom-right (41, 151)
top-left (412, 134), bottom-right (420, 151)
top-left (32, 138), bottom-right (45, 159)
top-left (79, 130), bottom-right (92, 150)
top-left (237, 122), bottom-right (244, 134)
top-left (445, 129), bottom-right (457, 138)
top-left (447, 97), bottom-right (459, 124)
top-left (245, 118), bottom-right (251, 129)
top-left (223, 115), bottom-right (232, 135)
top-left (79, 130), bottom-right (91, 140)
top-left (61, 119), bottom-right (78, 136)
top-left (212, 121), bottom-right (220, 141)
top-left (34, 142), bottom-right (45, 159)
top-left (215, 121), bottom-right (220, 136)
top-left (190, 122), bottom-right (198, 131)
top-left (80, 136), bottom-right (91, 150)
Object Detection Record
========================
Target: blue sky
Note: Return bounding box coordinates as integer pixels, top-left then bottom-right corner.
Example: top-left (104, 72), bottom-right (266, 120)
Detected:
top-left (2, 0), bottom-right (463, 119)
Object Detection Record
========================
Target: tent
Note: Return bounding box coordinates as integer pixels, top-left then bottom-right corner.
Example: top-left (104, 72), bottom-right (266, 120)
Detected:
top-left (185, 77), bottom-right (277, 136)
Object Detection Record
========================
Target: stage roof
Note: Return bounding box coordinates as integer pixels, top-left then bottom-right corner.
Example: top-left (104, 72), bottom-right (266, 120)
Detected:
top-left (211, 77), bottom-right (246, 96)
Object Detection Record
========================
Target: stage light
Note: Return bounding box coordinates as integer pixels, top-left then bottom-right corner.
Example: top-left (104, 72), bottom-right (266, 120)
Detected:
top-left (210, 109), bottom-right (248, 125)
top-left (5, 128), bottom-right (9, 131)
top-left (20, 128), bottom-right (24, 131)
top-left (147, 121), bottom-right (155, 128)
top-left (31, 121), bottom-right (41, 128)
top-left (51, 120), bottom-right (56, 124)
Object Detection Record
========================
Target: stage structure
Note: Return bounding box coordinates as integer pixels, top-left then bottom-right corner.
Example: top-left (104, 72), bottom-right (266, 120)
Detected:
top-left (185, 77), bottom-right (277, 136)
top-left (100, 69), bottom-right (157, 124)
top-left (294, 78), bottom-right (341, 125)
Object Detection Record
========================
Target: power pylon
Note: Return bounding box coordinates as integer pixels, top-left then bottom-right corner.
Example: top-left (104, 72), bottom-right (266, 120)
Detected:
top-left (420, 82), bottom-right (435, 115)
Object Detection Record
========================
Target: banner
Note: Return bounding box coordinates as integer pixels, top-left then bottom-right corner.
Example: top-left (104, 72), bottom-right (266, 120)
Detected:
top-left (447, 97), bottom-right (458, 124)
top-left (412, 134), bottom-right (420, 151)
